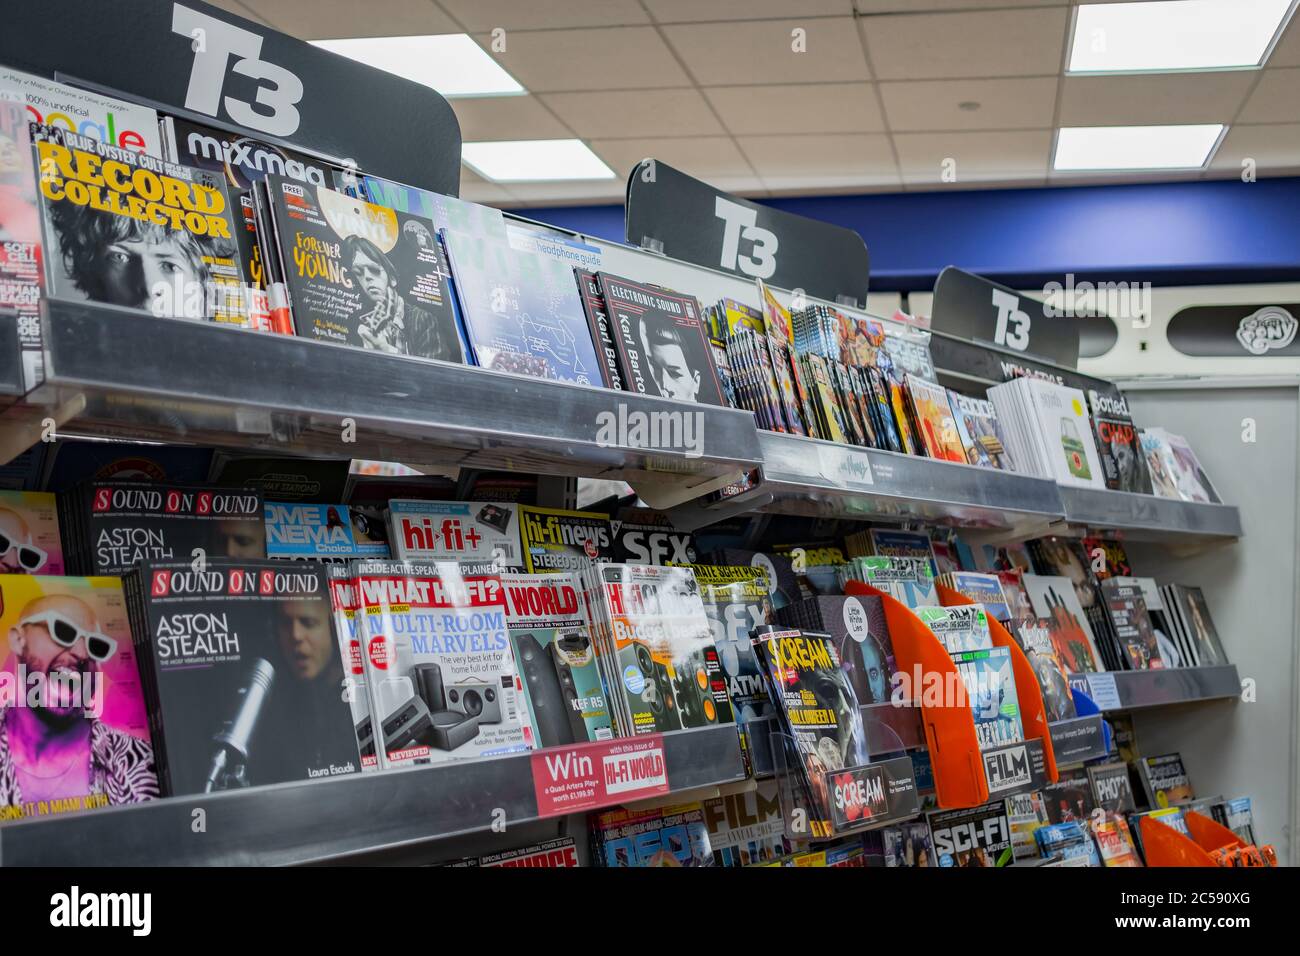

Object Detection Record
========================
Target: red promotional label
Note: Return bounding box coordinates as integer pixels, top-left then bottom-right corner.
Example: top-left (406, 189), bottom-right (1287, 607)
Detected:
top-left (531, 735), bottom-right (669, 817)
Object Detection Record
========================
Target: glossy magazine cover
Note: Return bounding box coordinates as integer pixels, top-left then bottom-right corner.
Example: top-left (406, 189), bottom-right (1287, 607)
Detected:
top-left (751, 627), bottom-right (868, 831)
top-left (266, 176), bottom-right (463, 361)
top-left (1, 575), bottom-right (155, 819)
top-left (502, 571), bottom-right (611, 748)
top-left (127, 560), bottom-right (358, 795)
top-left (0, 490), bottom-right (63, 574)
top-left (354, 560), bottom-right (527, 767)
top-left (444, 228), bottom-right (600, 385)
top-left (32, 124), bottom-right (245, 323)
top-left (265, 502), bottom-right (389, 560)
top-left (588, 564), bottom-right (734, 736)
top-left (691, 564), bottom-right (774, 725)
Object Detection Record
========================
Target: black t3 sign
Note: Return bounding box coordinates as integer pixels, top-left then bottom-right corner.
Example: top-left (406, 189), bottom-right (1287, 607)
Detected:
top-left (0, 0), bottom-right (462, 195)
top-left (930, 267), bottom-right (1079, 369)
top-left (625, 160), bottom-right (870, 308)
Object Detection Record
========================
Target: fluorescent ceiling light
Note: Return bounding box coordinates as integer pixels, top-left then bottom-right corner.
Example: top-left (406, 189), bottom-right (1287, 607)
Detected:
top-left (311, 34), bottom-right (523, 97)
top-left (1069, 0), bottom-right (1295, 73)
top-left (1054, 125), bottom-right (1224, 170)
top-left (462, 140), bottom-right (616, 182)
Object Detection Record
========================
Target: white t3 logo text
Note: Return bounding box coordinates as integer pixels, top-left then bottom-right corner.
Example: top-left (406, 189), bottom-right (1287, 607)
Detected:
top-left (173, 3), bottom-right (303, 137)
top-left (715, 197), bottom-right (778, 279)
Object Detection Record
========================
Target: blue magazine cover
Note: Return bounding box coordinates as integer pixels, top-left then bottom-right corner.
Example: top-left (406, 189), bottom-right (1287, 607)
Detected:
top-left (951, 645), bottom-right (1023, 750)
top-left (265, 502), bottom-right (390, 559)
top-left (441, 229), bottom-right (602, 386)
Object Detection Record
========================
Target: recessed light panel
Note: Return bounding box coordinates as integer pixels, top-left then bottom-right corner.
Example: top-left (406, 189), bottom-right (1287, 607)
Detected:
top-left (1069, 0), bottom-right (1295, 73)
top-left (1054, 125), bottom-right (1224, 170)
top-left (311, 34), bottom-right (524, 97)
top-left (462, 140), bottom-right (616, 182)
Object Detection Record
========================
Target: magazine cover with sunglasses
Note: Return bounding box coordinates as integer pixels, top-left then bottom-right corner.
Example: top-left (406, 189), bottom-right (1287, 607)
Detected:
top-left (0, 575), bottom-right (156, 819)
top-left (0, 490), bottom-right (63, 575)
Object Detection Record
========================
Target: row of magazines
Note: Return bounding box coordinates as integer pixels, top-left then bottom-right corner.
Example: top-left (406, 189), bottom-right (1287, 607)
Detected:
top-left (1, 477), bottom-right (1232, 828)
top-left (0, 66), bottom-right (1220, 503)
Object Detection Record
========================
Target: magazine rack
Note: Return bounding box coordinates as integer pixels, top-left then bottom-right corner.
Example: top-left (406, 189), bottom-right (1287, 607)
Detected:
top-left (765, 725), bottom-right (920, 841)
top-left (1185, 810), bottom-right (1247, 854)
top-left (1138, 814), bottom-right (1218, 867)
top-left (843, 581), bottom-right (988, 808)
top-left (936, 582), bottom-right (1060, 785)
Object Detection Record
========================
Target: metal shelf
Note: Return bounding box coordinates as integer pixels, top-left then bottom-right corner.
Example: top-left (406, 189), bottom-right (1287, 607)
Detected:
top-left (0, 724), bottom-right (746, 866)
top-left (1069, 666), bottom-right (1241, 713)
top-left (8, 300), bottom-right (762, 506)
top-left (754, 431), bottom-right (1065, 534)
top-left (1057, 486), bottom-right (1242, 543)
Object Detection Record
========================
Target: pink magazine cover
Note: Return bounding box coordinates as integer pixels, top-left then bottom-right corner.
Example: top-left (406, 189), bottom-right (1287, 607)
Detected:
top-left (0, 490), bottom-right (64, 575)
top-left (1, 575), bottom-right (156, 819)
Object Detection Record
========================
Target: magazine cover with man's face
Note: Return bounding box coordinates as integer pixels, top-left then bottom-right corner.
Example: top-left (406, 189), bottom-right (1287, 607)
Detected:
top-left (1, 575), bottom-right (154, 820)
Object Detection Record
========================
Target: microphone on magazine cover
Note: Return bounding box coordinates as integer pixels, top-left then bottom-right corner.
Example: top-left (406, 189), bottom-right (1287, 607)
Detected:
top-left (204, 657), bottom-right (276, 793)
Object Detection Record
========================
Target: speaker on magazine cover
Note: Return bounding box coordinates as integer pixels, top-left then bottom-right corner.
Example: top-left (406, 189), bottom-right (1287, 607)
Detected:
top-left (670, 653), bottom-right (716, 728)
top-left (515, 633), bottom-right (577, 746)
top-left (446, 680), bottom-right (501, 724)
top-left (553, 632), bottom-right (595, 743)
top-left (413, 662), bottom-right (446, 711)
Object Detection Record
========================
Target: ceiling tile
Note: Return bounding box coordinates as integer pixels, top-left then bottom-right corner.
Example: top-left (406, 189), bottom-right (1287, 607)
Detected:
top-left (857, 0), bottom-right (1060, 9)
top-left (590, 137), bottom-right (756, 189)
top-left (737, 133), bottom-right (899, 190)
top-left (893, 129), bottom-right (1052, 184)
top-left (494, 179), bottom-right (627, 206)
top-left (881, 77), bottom-right (1057, 131)
top-left (643, 1), bottom-right (852, 23)
top-left (704, 83), bottom-right (884, 134)
top-left (1237, 68), bottom-right (1300, 123)
top-left (661, 17), bottom-right (870, 85)
top-left (438, 0), bottom-right (649, 31)
top-left (540, 89), bottom-right (726, 138)
top-left (862, 8), bottom-right (1070, 80)
top-left (248, 0), bottom-right (458, 39)
top-left (458, 167), bottom-right (515, 204)
top-left (1059, 72), bottom-right (1256, 126)
top-left (1266, 11), bottom-right (1300, 66)
top-left (1209, 123), bottom-right (1300, 172)
top-left (452, 95), bottom-right (573, 141)
top-left (481, 27), bottom-right (692, 92)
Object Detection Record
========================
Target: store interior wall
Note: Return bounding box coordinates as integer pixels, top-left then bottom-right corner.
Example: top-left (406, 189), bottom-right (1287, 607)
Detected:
top-left (1124, 384), bottom-right (1299, 866)
top-left (514, 176), bottom-right (1300, 292)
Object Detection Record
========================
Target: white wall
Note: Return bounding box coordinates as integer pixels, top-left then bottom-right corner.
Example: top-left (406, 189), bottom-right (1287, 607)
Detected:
top-left (1124, 382), bottom-right (1298, 865)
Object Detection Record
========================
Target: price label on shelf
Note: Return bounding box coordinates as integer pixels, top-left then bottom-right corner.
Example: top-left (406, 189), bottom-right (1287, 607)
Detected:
top-left (531, 735), bottom-right (669, 817)
top-left (1085, 672), bottom-right (1121, 711)
top-left (817, 444), bottom-right (874, 490)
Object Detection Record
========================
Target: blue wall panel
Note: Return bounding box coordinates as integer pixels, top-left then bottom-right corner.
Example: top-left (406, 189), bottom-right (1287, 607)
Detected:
top-left (512, 177), bottom-right (1300, 292)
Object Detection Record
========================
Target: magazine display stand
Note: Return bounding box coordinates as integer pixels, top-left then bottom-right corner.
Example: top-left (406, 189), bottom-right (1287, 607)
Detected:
top-left (0, 724), bottom-right (747, 866)
top-left (937, 582), bottom-right (1060, 786)
top-left (1138, 815), bottom-right (1217, 867)
top-left (0, 3), bottom-right (1269, 867)
top-left (767, 734), bottom-right (920, 840)
top-left (843, 581), bottom-right (988, 808)
top-left (1186, 810), bottom-right (1247, 855)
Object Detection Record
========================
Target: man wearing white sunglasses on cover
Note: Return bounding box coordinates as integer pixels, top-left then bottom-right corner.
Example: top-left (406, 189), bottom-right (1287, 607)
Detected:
top-left (0, 507), bottom-right (46, 574)
top-left (0, 593), bottom-right (156, 813)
